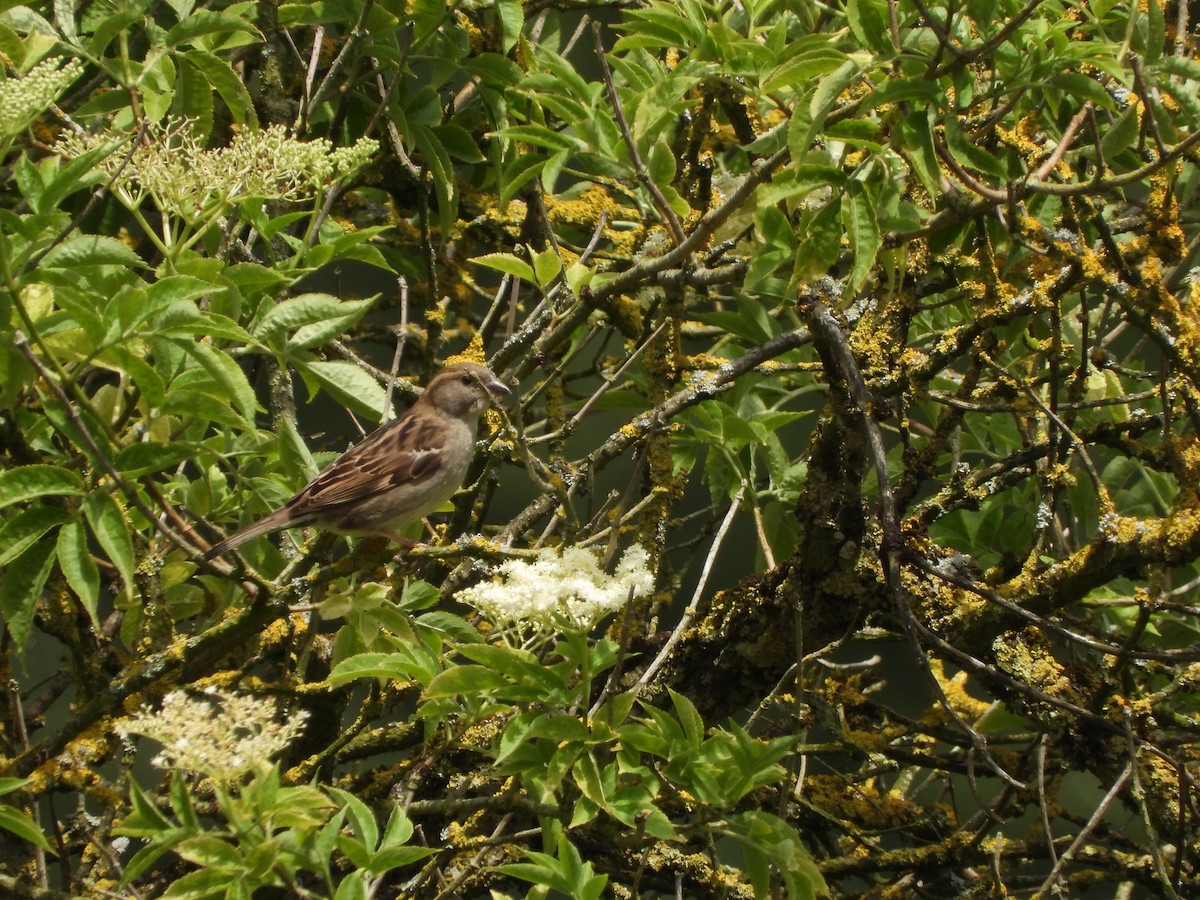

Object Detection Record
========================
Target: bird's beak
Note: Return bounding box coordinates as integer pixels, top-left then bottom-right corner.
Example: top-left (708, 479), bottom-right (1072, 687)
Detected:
top-left (485, 374), bottom-right (511, 400)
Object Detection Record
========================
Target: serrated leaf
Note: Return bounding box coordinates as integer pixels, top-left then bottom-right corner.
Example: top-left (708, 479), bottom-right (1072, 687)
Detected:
top-left (0, 507), bottom-right (69, 567)
top-left (57, 518), bottom-right (100, 629)
top-left (0, 540), bottom-right (57, 649)
top-left (333, 873), bottom-right (369, 900)
top-left (433, 122), bottom-right (485, 163)
top-left (0, 465), bottom-right (86, 508)
top-left (944, 115), bottom-right (1005, 178)
top-left (845, 186), bottom-right (881, 294)
top-left (174, 53), bottom-right (215, 136)
top-left (40, 234), bottom-right (143, 269)
top-left (83, 492), bottom-right (135, 599)
top-left (328, 652), bottom-right (422, 685)
top-left (176, 835), bottom-right (243, 869)
top-left (794, 200), bottom-right (843, 281)
top-left (1145, 0), bottom-right (1165, 65)
top-left (762, 47), bottom-right (848, 93)
top-left (303, 360), bottom-right (389, 420)
top-left (900, 108), bottom-right (940, 196)
top-left (495, 0), bottom-right (523, 53)
top-left (253, 293), bottom-right (375, 340)
top-left (810, 58), bottom-right (861, 123)
top-left (146, 274), bottom-right (221, 307)
top-left (498, 152), bottom-right (547, 208)
top-left (53, 0), bottom-right (76, 44)
top-left (408, 122), bottom-right (456, 238)
top-left (37, 139), bottom-right (122, 214)
top-left (424, 664), bottom-right (510, 698)
top-left (532, 247), bottom-right (562, 288)
top-left (471, 252), bottom-right (534, 281)
top-left (165, 10), bottom-right (260, 49)
top-left (169, 337), bottom-right (258, 423)
top-left (180, 49), bottom-right (256, 127)
top-left (0, 804), bottom-right (54, 852)
top-left (1048, 72), bottom-right (1116, 110)
top-left (646, 138), bottom-right (676, 188)
top-left (113, 442), bottom-right (193, 477)
top-left (846, 0), bottom-right (891, 54)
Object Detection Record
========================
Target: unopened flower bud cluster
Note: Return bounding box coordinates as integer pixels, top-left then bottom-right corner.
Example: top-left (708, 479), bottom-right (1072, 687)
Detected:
top-left (456, 544), bottom-right (654, 630)
top-left (117, 688), bottom-right (308, 782)
top-left (0, 57), bottom-right (84, 137)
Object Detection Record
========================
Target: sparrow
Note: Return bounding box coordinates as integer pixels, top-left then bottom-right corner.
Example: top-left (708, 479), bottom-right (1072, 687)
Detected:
top-left (203, 363), bottom-right (510, 560)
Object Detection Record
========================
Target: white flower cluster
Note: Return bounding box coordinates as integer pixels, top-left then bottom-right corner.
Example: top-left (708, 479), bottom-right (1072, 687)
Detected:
top-left (457, 544), bottom-right (654, 631)
top-left (117, 688), bottom-right (308, 782)
top-left (56, 120), bottom-right (378, 221)
top-left (0, 57), bottom-right (84, 137)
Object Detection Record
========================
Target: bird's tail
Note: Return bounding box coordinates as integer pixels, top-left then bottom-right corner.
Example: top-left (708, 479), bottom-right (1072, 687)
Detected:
top-left (202, 509), bottom-right (292, 561)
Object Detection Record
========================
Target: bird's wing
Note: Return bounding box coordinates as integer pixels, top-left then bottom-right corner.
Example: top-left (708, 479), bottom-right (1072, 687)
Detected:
top-left (286, 413), bottom-right (446, 514)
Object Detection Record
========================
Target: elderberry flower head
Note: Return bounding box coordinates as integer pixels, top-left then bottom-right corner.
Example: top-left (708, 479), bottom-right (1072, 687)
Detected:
top-left (117, 688), bottom-right (308, 782)
top-left (56, 119), bottom-right (378, 221)
top-left (457, 544), bottom-right (654, 631)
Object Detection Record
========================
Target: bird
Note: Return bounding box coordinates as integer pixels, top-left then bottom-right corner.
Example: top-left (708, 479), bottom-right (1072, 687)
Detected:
top-left (202, 362), bottom-right (510, 560)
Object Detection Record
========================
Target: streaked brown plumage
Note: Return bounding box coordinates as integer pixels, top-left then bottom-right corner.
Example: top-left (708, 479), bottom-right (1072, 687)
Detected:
top-left (203, 363), bottom-right (510, 560)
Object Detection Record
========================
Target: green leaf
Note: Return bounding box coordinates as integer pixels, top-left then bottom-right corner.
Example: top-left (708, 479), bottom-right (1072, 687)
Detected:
top-left (0, 540), bottom-right (57, 649)
top-left (0, 803), bottom-right (54, 853)
top-left (495, 0), bottom-right (523, 53)
top-left (433, 122), bottom-right (485, 164)
top-left (40, 234), bottom-right (144, 269)
top-left (899, 108), bottom-right (940, 195)
top-left (424, 664), bottom-right (511, 698)
top-left (718, 810), bottom-right (829, 900)
top-left (810, 59), bottom-right (862, 124)
top-left (166, 10), bottom-right (261, 49)
top-left (57, 518), bottom-right (100, 629)
top-left (333, 873), bottom-right (369, 900)
top-left (409, 122), bottom-right (456, 238)
top-left (0, 465), bottom-right (86, 508)
top-left (498, 151), bottom-right (547, 208)
top-left (1047, 72), bottom-right (1116, 110)
top-left (471, 252), bottom-right (534, 282)
top-left (179, 49), bottom-right (257, 127)
top-left (253, 293), bottom-right (374, 339)
top-left (36, 139), bottom-right (122, 215)
top-left (762, 47), bottom-right (848, 93)
top-left (865, 77), bottom-right (943, 109)
top-left (83, 492), bottom-right (135, 599)
top-left (1144, 0), bottom-right (1165, 65)
top-left (794, 200), bottom-right (843, 281)
top-left (113, 442), bottom-right (194, 478)
top-left (846, 0), bottom-right (892, 54)
top-left (175, 835), bottom-right (243, 870)
top-left (532, 247), bottom-right (563, 288)
top-left (291, 303), bottom-right (376, 350)
top-left (302, 360), bottom-right (389, 420)
top-left (53, 0), bottom-right (76, 44)
top-left (169, 337), bottom-right (258, 423)
top-left (844, 184), bottom-right (881, 294)
top-left (327, 787), bottom-right (379, 850)
top-left (173, 53), bottom-right (215, 135)
top-left (328, 652), bottom-right (425, 685)
top-left (146, 274), bottom-right (221, 307)
top-left (365, 844), bottom-right (437, 872)
top-left (0, 506), bottom-right (69, 567)
top-left (944, 115), bottom-right (1005, 179)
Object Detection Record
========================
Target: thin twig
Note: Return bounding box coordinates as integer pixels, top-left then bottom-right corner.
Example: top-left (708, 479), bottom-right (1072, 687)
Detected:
top-left (635, 496), bottom-right (741, 691)
top-left (592, 24), bottom-right (685, 244)
top-left (1036, 762), bottom-right (1132, 896)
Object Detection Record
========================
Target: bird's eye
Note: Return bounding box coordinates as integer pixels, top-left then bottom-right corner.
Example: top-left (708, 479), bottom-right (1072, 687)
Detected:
top-left (460, 374), bottom-right (474, 386)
